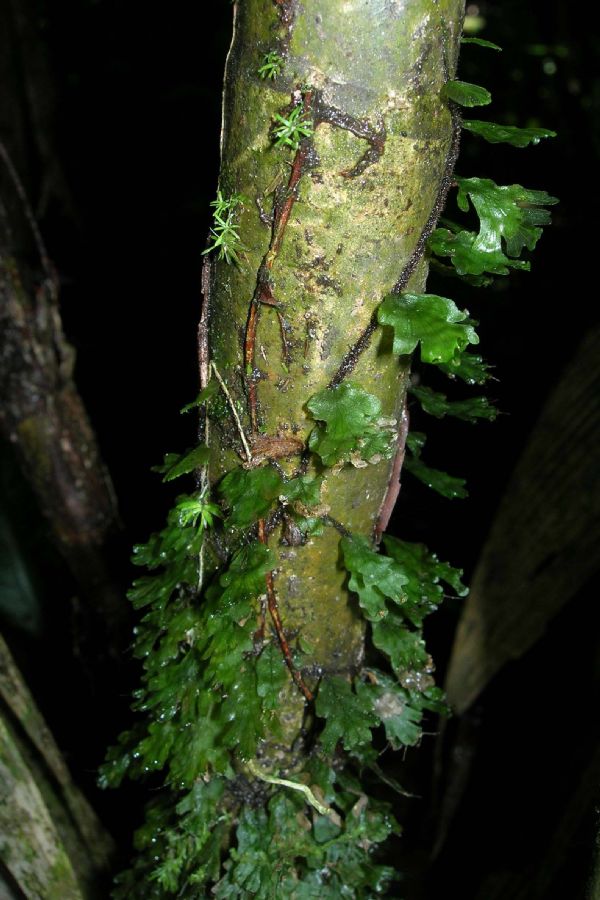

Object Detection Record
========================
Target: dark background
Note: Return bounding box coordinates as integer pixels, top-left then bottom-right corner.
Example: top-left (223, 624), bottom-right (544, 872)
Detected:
top-left (1, 0), bottom-right (598, 897)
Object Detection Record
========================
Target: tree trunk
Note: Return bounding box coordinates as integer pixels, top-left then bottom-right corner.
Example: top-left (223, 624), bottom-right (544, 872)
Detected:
top-left (0, 634), bottom-right (114, 898)
top-left (206, 0), bottom-right (463, 748)
top-left (0, 0), bottom-right (127, 649)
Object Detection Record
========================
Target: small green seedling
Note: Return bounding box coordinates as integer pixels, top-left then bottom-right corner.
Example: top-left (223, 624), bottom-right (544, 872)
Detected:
top-left (272, 104), bottom-right (313, 151)
top-left (258, 51), bottom-right (283, 80)
top-left (202, 190), bottom-right (246, 265)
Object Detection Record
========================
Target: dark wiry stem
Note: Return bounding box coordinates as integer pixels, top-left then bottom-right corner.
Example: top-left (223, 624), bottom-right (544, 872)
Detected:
top-left (328, 106), bottom-right (462, 389)
top-left (374, 399), bottom-right (410, 542)
top-left (257, 519), bottom-right (313, 701)
top-left (244, 90), bottom-right (314, 432)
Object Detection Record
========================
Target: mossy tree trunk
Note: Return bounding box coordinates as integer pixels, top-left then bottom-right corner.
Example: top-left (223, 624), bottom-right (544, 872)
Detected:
top-left (205, 0), bottom-right (463, 752)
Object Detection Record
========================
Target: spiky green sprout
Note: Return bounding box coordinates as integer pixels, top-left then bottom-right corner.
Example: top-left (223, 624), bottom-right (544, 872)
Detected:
top-left (272, 105), bottom-right (313, 151)
top-left (175, 491), bottom-right (221, 530)
top-left (202, 190), bottom-right (246, 265)
top-left (258, 51), bottom-right (283, 80)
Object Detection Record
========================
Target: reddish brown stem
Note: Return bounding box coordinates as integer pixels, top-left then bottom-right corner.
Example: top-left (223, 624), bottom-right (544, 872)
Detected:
top-left (329, 106), bottom-right (462, 389)
top-left (276, 310), bottom-right (291, 367)
top-left (267, 125), bottom-right (311, 262)
top-left (374, 400), bottom-right (410, 542)
top-left (257, 518), bottom-right (314, 702)
top-left (244, 301), bottom-right (260, 431)
top-left (243, 91), bottom-right (314, 433)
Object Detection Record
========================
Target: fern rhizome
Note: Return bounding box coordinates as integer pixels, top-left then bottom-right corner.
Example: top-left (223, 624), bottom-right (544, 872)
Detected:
top-left (101, 2), bottom-right (556, 895)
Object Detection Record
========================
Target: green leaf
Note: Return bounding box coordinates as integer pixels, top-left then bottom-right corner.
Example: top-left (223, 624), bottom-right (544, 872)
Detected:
top-left (437, 351), bottom-right (492, 385)
top-left (455, 176), bottom-right (558, 260)
top-left (208, 635), bottom-right (263, 760)
top-left (202, 191), bottom-right (247, 266)
top-left (371, 614), bottom-right (430, 673)
top-left (151, 452), bottom-right (180, 475)
top-left (175, 493), bottom-right (222, 529)
top-left (218, 465), bottom-right (283, 527)
top-left (428, 226), bottom-right (530, 277)
top-left (404, 457), bottom-right (468, 498)
top-left (165, 700), bottom-right (231, 785)
top-left (405, 432), bottom-right (468, 499)
top-left (212, 542), bottom-right (274, 616)
top-left (340, 535), bottom-right (407, 622)
top-left (256, 642), bottom-right (288, 710)
top-left (378, 292), bottom-right (479, 364)
top-left (431, 175), bottom-right (557, 279)
top-left (258, 51), bottom-right (283, 80)
top-left (280, 475), bottom-right (323, 510)
top-left (355, 425), bottom-right (396, 463)
top-left (347, 533), bottom-right (466, 630)
top-left (463, 119), bottom-right (556, 147)
top-left (180, 380), bottom-right (220, 414)
top-left (441, 80), bottom-right (491, 107)
top-left (383, 535), bottom-right (468, 602)
top-left (356, 674), bottom-right (423, 747)
top-left (316, 676), bottom-right (378, 753)
top-left (293, 515), bottom-right (325, 537)
top-left (211, 785), bottom-right (397, 899)
top-left (460, 37), bottom-right (502, 50)
top-left (409, 384), bottom-right (497, 422)
top-left (307, 382), bottom-right (388, 466)
top-left (430, 256), bottom-right (495, 287)
top-left (272, 104), bottom-right (313, 151)
top-left (153, 445), bottom-right (210, 482)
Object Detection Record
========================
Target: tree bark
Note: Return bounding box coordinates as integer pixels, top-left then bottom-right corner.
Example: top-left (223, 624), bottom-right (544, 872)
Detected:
top-left (0, 634), bottom-right (114, 899)
top-left (205, 0), bottom-right (463, 749)
top-left (445, 325), bottom-right (600, 715)
top-left (0, 0), bottom-right (126, 646)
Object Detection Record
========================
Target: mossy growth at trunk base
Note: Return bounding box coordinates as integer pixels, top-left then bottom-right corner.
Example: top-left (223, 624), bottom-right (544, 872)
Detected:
top-left (100, 1), bottom-right (557, 895)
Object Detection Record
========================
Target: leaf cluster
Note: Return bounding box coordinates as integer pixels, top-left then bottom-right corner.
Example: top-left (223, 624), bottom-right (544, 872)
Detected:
top-left (307, 382), bottom-right (396, 467)
top-left (404, 432), bottom-right (468, 499)
top-left (112, 780), bottom-right (228, 898)
top-left (219, 465), bottom-right (324, 531)
top-left (378, 292), bottom-right (479, 364)
top-left (431, 66), bottom-right (557, 283)
top-left (462, 119), bottom-right (556, 147)
top-left (409, 383), bottom-right (497, 423)
top-left (100, 509), bottom-right (288, 790)
top-left (115, 764), bottom-right (398, 898)
top-left (258, 51), bottom-right (283, 80)
top-left (214, 785), bottom-right (397, 898)
top-left (315, 534), bottom-right (466, 758)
